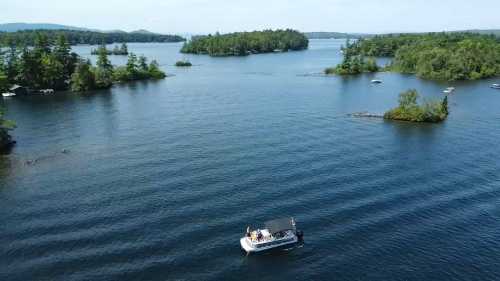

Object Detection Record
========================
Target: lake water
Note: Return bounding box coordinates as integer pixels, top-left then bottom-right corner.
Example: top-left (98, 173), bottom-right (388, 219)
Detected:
top-left (1, 40), bottom-right (500, 281)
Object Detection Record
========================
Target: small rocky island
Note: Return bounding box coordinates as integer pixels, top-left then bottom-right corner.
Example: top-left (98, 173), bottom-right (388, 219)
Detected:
top-left (175, 60), bottom-right (192, 67)
top-left (351, 89), bottom-right (449, 123)
top-left (384, 89), bottom-right (449, 123)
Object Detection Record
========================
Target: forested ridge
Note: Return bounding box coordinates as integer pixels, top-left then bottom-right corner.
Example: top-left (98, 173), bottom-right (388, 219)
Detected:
top-left (181, 29), bottom-right (309, 56)
top-left (341, 33), bottom-right (500, 81)
top-left (0, 29), bottom-right (185, 46)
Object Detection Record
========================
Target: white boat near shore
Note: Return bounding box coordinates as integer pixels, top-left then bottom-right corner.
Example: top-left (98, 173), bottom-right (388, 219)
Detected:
top-left (371, 79), bottom-right (382, 84)
top-left (443, 87), bottom-right (455, 94)
top-left (240, 217), bottom-right (303, 253)
top-left (491, 84), bottom-right (500, 89)
top-left (2, 92), bottom-right (16, 97)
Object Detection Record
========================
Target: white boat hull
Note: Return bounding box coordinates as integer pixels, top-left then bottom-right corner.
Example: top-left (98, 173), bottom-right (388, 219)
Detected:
top-left (240, 236), bottom-right (298, 253)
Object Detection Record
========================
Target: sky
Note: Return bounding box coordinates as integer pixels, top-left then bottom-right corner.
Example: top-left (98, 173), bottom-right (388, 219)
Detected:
top-left (1, 0), bottom-right (499, 34)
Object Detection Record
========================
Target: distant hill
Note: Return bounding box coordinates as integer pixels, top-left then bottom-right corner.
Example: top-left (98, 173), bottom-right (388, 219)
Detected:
top-left (131, 29), bottom-right (158, 35)
top-left (305, 29), bottom-right (500, 39)
top-left (0, 22), bottom-right (163, 35)
top-left (461, 29), bottom-right (500, 36)
top-left (305, 32), bottom-right (371, 39)
top-left (0, 22), bottom-right (91, 32)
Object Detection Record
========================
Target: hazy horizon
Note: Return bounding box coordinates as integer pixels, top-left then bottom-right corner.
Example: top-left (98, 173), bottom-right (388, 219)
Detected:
top-left (1, 0), bottom-right (500, 34)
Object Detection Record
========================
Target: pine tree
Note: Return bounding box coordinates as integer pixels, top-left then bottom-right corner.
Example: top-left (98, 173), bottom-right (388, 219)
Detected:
top-left (53, 35), bottom-right (76, 89)
top-left (71, 59), bottom-right (95, 92)
top-left (138, 55), bottom-right (148, 72)
top-left (95, 43), bottom-right (113, 88)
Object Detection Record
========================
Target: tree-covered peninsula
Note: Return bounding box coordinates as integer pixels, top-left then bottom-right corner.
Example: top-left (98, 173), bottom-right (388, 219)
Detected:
top-left (0, 33), bottom-right (166, 93)
top-left (384, 89), bottom-right (449, 123)
top-left (181, 29), bottom-right (309, 56)
top-left (325, 39), bottom-right (379, 75)
top-left (0, 29), bottom-right (185, 46)
top-left (330, 33), bottom-right (500, 81)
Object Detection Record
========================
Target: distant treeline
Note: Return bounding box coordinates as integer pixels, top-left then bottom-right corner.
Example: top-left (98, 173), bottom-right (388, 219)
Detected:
top-left (342, 32), bottom-right (500, 81)
top-left (181, 29), bottom-right (309, 56)
top-left (305, 32), bottom-right (367, 39)
top-left (0, 29), bottom-right (185, 46)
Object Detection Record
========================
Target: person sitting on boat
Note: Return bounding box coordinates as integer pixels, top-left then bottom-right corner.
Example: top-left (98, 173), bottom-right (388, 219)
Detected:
top-left (257, 230), bottom-right (263, 241)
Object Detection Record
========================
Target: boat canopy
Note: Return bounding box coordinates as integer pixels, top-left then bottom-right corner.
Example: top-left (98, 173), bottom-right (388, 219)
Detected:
top-left (265, 218), bottom-right (294, 235)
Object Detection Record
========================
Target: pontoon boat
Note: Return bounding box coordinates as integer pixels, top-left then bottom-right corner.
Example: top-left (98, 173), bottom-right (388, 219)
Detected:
top-left (240, 217), bottom-right (303, 253)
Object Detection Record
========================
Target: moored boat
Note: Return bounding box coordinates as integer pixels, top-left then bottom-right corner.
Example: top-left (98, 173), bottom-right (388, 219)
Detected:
top-left (240, 217), bottom-right (303, 253)
top-left (443, 87), bottom-right (455, 94)
top-left (371, 79), bottom-right (382, 84)
top-left (491, 84), bottom-right (500, 89)
top-left (2, 92), bottom-right (16, 97)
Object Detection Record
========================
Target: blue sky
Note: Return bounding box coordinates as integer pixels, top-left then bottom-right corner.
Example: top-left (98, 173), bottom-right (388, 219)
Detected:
top-left (2, 0), bottom-right (499, 34)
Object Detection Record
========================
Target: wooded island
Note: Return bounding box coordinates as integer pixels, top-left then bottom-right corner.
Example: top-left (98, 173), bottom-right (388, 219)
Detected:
top-left (181, 29), bottom-right (309, 56)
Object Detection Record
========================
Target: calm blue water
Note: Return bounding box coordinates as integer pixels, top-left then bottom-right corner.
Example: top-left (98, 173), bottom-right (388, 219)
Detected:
top-left (1, 40), bottom-right (500, 281)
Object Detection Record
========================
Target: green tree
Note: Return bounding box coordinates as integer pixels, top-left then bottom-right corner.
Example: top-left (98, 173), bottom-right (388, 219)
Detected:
top-left (33, 32), bottom-right (52, 56)
top-left (40, 53), bottom-right (64, 89)
top-left (96, 44), bottom-right (113, 71)
top-left (138, 55), bottom-right (148, 72)
top-left (148, 60), bottom-right (166, 79)
top-left (398, 89), bottom-right (419, 108)
top-left (70, 59), bottom-right (95, 92)
top-left (0, 72), bottom-right (8, 92)
top-left (53, 35), bottom-right (77, 88)
top-left (17, 47), bottom-right (41, 88)
top-left (94, 44), bottom-right (113, 88)
top-left (126, 53), bottom-right (139, 77)
top-left (120, 43), bottom-right (128, 54)
top-left (5, 46), bottom-right (19, 83)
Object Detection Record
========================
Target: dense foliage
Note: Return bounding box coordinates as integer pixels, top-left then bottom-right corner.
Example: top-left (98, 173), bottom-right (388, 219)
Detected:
top-left (0, 107), bottom-right (15, 149)
top-left (0, 33), bottom-right (166, 93)
top-left (91, 43), bottom-right (128, 55)
top-left (325, 40), bottom-right (379, 75)
top-left (181, 29), bottom-right (309, 56)
top-left (0, 29), bottom-right (185, 46)
top-left (72, 45), bottom-right (166, 91)
top-left (112, 53), bottom-right (166, 82)
top-left (0, 33), bottom-right (79, 90)
top-left (343, 33), bottom-right (500, 81)
top-left (384, 89), bottom-right (449, 123)
top-left (175, 60), bottom-right (192, 67)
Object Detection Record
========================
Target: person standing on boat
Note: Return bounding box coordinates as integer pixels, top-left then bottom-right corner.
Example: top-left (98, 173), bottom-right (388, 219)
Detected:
top-left (246, 226), bottom-right (251, 237)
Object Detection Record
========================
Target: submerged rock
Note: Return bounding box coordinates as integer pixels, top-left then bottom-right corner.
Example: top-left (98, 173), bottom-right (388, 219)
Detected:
top-left (349, 112), bottom-right (384, 118)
